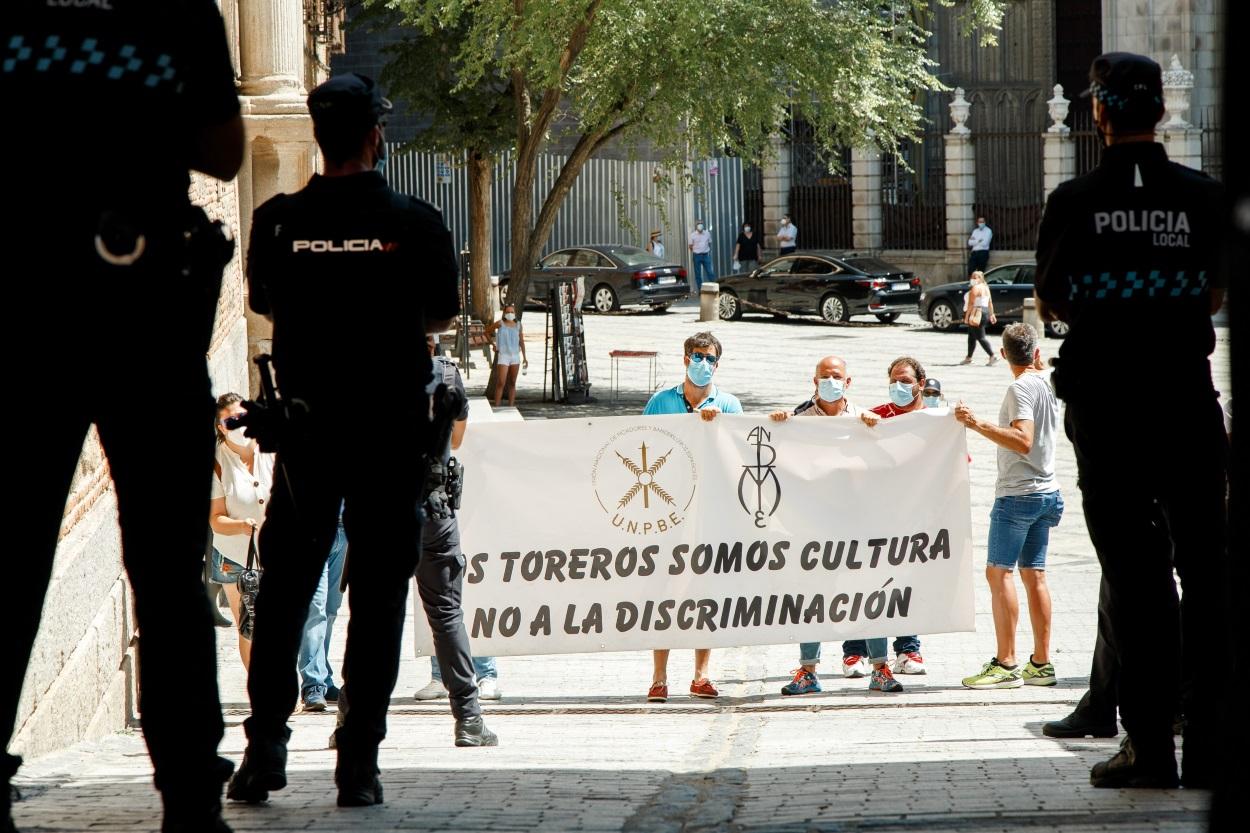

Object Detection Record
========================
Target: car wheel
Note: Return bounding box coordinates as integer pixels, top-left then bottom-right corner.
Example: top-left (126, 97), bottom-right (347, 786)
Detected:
top-left (929, 300), bottom-right (957, 332)
top-left (718, 290), bottom-right (742, 321)
top-left (591, 283), bottom-right (619, 313)
top-left (819, 293), bottom-right (850, 324)
top-left (1046, 319), bottom-right (1070, 339)
top-left (875, 312), bottom-right (901, 324)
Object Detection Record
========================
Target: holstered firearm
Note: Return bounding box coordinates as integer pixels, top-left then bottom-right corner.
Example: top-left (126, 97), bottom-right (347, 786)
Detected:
top-left (421, 381), bottom-right (467, 522)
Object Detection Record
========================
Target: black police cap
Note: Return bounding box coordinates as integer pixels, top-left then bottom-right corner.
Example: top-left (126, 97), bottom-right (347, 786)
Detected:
top-left (307, 73), bottom-right (393, 125)
top-left (1082, 52), bottom-right (1163, 111)
top-left (923, 378), bottom-right (942, 395)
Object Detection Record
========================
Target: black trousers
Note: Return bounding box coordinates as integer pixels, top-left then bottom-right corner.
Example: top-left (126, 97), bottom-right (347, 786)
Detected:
top-left (245, 425), bottom-right (424, 752)
top-left (966, 320), bottom-right (994, 358)
top-left (1064, 392), bottom-right (1228, 767)
top-left (417, 516), bottom-right (481, 721)
top-left (8, 240), bottom-right (225, 793)
top-left (968, 249), bottom-right (989, 274)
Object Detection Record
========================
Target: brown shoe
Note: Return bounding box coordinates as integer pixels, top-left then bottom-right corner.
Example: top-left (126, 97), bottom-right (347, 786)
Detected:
top-left (647, 682), bottom-right (668, 703)
top-left (689, 678), bottom-right (719, 698)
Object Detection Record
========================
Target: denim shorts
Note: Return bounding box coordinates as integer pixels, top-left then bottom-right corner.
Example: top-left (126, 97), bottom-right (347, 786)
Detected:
top-left (987, 491), bottom-right (1064, 570)
top-left (210, 547), bottom-right (244, 584)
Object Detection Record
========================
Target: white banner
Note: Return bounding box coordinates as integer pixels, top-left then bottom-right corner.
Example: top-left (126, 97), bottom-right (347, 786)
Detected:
top-left (414, 411), bottom-right (974, 657)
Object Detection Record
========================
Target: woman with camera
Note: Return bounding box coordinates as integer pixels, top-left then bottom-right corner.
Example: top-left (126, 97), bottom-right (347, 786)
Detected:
top-left (209, 392), bottom-right (275, 669)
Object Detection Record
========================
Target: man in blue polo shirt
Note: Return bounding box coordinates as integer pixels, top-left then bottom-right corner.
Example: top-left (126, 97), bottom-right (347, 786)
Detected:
top-left (641, 331), bottom-right (742, 703)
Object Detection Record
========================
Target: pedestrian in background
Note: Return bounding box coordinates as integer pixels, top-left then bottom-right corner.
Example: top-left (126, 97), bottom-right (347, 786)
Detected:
top-left (297, 509), bottom-right (347, 712)
top-left (732, 222), bottom-right (761, 272)
top-left (646, 229), bottom-right (666, 260)
top-left (955, 323), bottom-right (1063, 691)
top-left (1034, 51), bottom-right (1228, 791)
top-left (776, 214), bottom-right (798, 255)
top-left (922, 378), bottom-right (945, 408)
top-left (210, 393), bottom-right (276, 671)
top-left (486, 303), bottom-right (527, 408)
top-left (688, 222), bottom-right (716, 289)
top-left (642, 331), bottom-right (741, 702)
top-left (960, 271), bottom-right (998, 366)
top-left (968, 216), bottom-right (992, 274)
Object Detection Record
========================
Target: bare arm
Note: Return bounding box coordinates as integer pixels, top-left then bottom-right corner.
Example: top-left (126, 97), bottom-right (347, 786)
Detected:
top-left (450, 419), bottom-right (467, 450)
top-left (955, 403), bottom-right (1035, 455)
top-left (210, 495), bottom-right (257, 537)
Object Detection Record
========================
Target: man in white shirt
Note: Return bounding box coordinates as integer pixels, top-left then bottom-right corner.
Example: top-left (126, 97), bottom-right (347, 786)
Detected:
top-left (968, 216), bottom-right (992, 275)
top-left (777, 214), bottom-right (798, 255)
top-left (688, 222), bottom-right (715, 289)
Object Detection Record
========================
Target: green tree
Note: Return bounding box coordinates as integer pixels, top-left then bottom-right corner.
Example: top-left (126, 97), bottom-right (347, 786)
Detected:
top-left (371, 0), bottom-right (1005, 315)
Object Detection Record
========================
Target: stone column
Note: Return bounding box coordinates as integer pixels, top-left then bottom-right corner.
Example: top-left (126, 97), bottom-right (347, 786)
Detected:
top-left (1157, 55), bottom-right (1203, 171)
top-left (237, 0), bottom-right (318, 393)
top-left (943, 88), bottom-right (975, 259)
top-left (1042, 84), bottom-right (1075, 200)
top-left (850, 146), bottom-right (882, 251)
top-left (761, 134), bottom-right (790, 254)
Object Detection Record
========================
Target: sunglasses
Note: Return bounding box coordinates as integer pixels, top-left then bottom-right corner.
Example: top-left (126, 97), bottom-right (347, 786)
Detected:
top-left (688, 352), bottom-right (719, 365)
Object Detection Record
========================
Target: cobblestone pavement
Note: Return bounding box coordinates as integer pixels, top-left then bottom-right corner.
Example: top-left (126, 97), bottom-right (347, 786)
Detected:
top-left (13, 302), bottom-right (1230, 832)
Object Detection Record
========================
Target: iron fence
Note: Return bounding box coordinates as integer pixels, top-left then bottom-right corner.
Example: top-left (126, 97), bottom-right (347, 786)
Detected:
top-left (1198, 106), bottom-right (1223, 180)
top-left (973, 128), bottom-right (1044, 250)
top-left (881, 132), bottom-right (946, 250)
top-left (743, 165), bottom-right (764, 237)
top-left (385, 147), bottom-right (745, 278)
top-left (789, 182), bottom-right (853, 250)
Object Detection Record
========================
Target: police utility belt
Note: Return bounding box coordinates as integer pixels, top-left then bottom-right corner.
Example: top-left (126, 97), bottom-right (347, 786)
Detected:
top-left (423, 457), bottom-right (463, 521)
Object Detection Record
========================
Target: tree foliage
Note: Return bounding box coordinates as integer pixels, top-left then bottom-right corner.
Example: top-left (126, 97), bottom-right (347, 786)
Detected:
top-left (369, 0), bottom-right (1006, 314)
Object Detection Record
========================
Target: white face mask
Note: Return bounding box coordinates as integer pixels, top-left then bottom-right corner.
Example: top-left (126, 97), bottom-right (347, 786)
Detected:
top-left (743, 226), bottom-right (752, 233)
top-left (504, 312), bottom-right (516, 321)
top-left (226, 426), bottom-right (251, 447)
top-left (696, 225), bottom-right (704, 232)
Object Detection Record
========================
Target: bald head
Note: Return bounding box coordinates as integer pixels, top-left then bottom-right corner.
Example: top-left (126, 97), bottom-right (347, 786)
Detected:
top-left (814, 355), bottom-right (848, 382)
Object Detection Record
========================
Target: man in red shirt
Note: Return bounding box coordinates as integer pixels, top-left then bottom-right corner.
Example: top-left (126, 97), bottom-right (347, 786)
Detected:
top-left (852, 356), bottom-right (931, 676)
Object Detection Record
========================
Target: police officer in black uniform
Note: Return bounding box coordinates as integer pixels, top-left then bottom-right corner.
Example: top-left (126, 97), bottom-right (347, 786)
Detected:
top-left (418, 338), bottom-right (498, 746)
top-left (227, 73), bottom-right (462, 809)
top-left (3, 3), bottom-right (242, 832)
top-left (1035, 52), bottom-right (1229, 790)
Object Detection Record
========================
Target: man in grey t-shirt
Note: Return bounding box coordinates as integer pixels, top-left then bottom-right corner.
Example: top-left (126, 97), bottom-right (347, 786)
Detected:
top-left (954, 324), bottom-right (1064, 690)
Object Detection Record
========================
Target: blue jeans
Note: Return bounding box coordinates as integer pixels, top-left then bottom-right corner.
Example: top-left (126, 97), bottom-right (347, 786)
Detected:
top-left (987, 491), bottom-right (1064, 569)
top-left (692, 252), bottom-right (715, 289)
top-left (803, 638), bottom-right (888, 666)
top-left (431, 654), bottom-right (497, 681)
top-left (297, 520), bottom-right (347, 692)
top-left (843, 635), bottom-right (920, 658)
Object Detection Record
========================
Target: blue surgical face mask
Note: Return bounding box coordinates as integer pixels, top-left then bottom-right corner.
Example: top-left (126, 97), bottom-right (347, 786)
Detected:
top-left (375, 133), bottom-right (388, 174)
top-left (923, 395), bottom-right (942, 408)
top-left (977, 222), bottom-right (985, 228)
top-left (817, 377), bottom-right (845, 403)
top-left (889, 381), bottom-right (916, 407)
top-left (687, 358), bottom-right (715, 387)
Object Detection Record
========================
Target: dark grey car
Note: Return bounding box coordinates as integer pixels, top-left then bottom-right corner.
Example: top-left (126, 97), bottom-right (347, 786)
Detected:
top-left (917, 261), bottom-right (1069, 338)
top-left (499, 245), bottom-right (690, 312)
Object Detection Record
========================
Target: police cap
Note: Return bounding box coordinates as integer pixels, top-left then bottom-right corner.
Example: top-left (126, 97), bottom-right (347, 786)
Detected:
top-left (307, 73), bottom-right (393, 127)
top-left (1082, 52), bottom-right (1163, 115)
top-left (922, 378), bottom-right (942, 396)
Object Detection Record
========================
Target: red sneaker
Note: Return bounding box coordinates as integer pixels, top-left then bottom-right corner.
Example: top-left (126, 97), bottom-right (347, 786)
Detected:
top-left (647, 682), bottom-right (668, 703)
top-left (689, 678), bottom-right (719, 698)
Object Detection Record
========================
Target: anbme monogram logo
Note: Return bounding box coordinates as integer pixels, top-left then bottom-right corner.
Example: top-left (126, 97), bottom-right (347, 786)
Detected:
top-left (291, 239), bottom-right (398, 253)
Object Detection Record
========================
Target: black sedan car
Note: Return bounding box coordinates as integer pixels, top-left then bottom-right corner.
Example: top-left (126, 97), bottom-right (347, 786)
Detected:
top-left (917, 261), bottom-right (1069, 338)
top-left (498, 245), bottom-right (689, 312)
top-left (716, 251), bottom-right (921, 323)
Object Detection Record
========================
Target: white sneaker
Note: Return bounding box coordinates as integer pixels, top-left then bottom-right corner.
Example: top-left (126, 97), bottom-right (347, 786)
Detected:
top-left (841, 655), bottom-right (869, 678)
top-left (477, 677), bottom-right (502, 701)
top-left (893, 651), bottom-right (927, 675)
top-left (414, 679), bottom-right (448, 700)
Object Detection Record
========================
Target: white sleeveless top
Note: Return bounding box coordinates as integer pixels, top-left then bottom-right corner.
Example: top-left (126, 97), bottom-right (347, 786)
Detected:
top-left (210, 442), bottom-right (275, 564)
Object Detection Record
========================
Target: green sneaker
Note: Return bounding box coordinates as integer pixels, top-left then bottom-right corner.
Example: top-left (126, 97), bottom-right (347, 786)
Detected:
top-left (1022, 658), bottom-right (1056, 686)
top-left (961, 658), bottom-right (1023, 690)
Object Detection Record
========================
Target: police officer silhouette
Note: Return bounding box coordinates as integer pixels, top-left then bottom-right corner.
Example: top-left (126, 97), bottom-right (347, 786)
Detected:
top-left (1035, 52), bottom-right (1228, 790)
top-left (3, 2), bottom-right (243, 832)
top-left (228, 73), bottom-right (461, 809)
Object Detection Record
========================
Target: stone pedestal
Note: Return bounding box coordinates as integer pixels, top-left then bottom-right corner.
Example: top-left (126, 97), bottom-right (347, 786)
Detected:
top-left (850, 147), bottom-right (882, 251)
top-left (1157, 126), bottom-right (1203, 171)
top-left (943, 135), bottom-right (975, 254)
top-left (761, 135), bottom-right (790, 253)
top-left (1043, 85), bottom-right (1075, 200)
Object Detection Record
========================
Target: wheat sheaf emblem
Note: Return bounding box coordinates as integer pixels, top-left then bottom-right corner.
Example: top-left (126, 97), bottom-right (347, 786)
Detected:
top-left (616, 442), bottom-right (674, 510)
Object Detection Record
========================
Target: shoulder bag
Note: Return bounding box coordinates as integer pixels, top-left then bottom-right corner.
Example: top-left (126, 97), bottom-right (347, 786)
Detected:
top-left (236, 530), bottom-right (262, 640)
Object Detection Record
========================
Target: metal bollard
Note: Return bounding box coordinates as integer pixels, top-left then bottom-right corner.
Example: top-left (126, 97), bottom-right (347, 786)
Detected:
top-left (699, 281), bottom-right (720, 322)
top-left (1022, 295), bottom-right (1043, 335)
